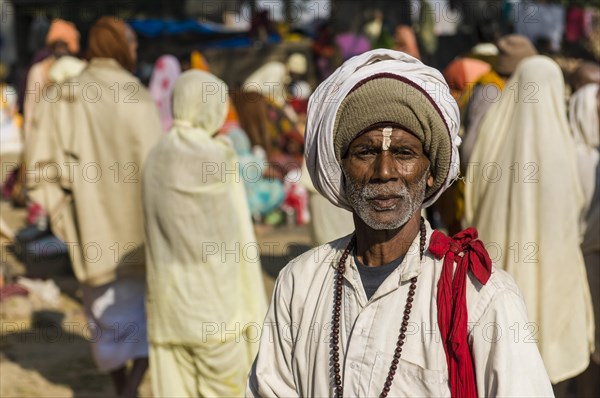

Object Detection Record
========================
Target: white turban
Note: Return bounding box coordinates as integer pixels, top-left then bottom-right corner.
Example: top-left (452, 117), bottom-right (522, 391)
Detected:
top-left (304, 49), bottom-right (461, 211)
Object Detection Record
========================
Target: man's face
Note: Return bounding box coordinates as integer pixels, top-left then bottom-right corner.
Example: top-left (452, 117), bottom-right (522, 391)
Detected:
top-left (341, 128), bottom-right (433, 230)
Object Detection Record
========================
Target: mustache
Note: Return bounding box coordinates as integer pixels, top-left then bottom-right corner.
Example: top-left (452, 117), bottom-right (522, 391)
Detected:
top-left (361, 184), bottom-right (409, 199)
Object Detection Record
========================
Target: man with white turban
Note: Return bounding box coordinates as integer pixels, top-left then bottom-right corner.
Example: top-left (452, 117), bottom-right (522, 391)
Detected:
top-left (247, 49), bottom-right (553, 398)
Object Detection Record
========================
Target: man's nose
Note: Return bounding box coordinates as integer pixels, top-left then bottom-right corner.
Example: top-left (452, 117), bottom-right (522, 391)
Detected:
top-left (372, 151), bottom-right (399, 182)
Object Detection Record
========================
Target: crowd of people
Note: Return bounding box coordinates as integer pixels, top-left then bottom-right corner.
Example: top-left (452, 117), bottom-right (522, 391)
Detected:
top-left (0, 2), bottom-right (599, 397)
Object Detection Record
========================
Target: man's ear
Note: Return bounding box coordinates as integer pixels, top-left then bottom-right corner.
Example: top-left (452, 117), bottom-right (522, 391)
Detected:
top-left (426, 171), bottom-right (434, 188)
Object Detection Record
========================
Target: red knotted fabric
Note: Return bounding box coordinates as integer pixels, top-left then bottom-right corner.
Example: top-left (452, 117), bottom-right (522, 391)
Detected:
top-left (428, 228), bottom-right (492, 398)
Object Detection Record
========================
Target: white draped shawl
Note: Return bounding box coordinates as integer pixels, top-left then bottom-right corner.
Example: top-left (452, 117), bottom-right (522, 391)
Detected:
top-left (143, 71), bottom-right (267, 393)
top-left (465, 56), bottom-right (594, 383)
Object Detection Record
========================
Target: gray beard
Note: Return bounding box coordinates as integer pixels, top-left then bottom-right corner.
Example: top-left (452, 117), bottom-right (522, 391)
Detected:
top-left (344, 170), bottom-right (428, 230)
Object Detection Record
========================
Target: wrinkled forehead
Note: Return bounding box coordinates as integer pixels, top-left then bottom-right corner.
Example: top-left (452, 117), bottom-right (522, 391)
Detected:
top-left (348, 123), bottom-right (423, 147)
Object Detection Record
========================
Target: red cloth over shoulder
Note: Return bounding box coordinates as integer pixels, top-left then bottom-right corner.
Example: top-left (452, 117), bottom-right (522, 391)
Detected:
top-left (429, 228), bottom-right (492, 398)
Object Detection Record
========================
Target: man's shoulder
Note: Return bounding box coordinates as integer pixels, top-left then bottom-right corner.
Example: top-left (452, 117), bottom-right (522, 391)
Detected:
top-left (467, 263), bottom-right (522, 298)
top-left (485, 265), bottom-right (522, 296)
top-left (80, 63), bottom-right (150, 93)
top-left (277, 233), bottom-right (353, 282)
top-left (466, 263), bottom-right (524, 323)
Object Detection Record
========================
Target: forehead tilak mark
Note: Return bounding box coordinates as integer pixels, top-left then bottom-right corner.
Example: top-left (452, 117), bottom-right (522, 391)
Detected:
top-left (382, 126), bottom-right (393, 151)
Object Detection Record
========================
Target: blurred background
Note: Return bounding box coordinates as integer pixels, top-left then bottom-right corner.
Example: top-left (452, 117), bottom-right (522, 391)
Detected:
top-left (1, 1), bottom-right (599, 397)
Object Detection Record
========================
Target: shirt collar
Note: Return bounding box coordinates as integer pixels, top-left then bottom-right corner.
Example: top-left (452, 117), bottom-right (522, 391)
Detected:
top-left (331, 218), bottom-right (434, 283)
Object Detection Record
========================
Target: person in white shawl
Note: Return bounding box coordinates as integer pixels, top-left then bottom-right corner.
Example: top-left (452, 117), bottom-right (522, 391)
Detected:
top-left (248, 49), bottom-right (552, 398)
top-left (143, 70), bottom-right (267, 398)
top-left (465, 56), bottom-right (595, 386)
top-left (26, 17), bottom-right (161, 396)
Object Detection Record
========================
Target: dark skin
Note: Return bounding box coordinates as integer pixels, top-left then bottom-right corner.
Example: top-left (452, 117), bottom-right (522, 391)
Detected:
top-left (341, 128), bottom-right (433, 267)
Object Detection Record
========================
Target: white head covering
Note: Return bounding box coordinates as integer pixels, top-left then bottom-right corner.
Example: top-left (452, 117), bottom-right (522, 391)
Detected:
top-left (287, 53), bottom-right (308, 75)
top-left (569, 83), bottom-right (600, 213)
top-left (304, 49), bottom-right (461, 211)
top-left (172, 70), bottom-right (228, 135)
top-left (243, 61), bottom-right (288, 107)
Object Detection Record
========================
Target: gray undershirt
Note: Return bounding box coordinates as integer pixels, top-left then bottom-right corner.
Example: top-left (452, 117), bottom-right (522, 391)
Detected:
top-left (354, 252), bottom-right (405, 300)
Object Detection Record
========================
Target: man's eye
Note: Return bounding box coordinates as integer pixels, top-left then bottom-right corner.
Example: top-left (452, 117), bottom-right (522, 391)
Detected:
top-left (356, 149), bottom-right (376, 156)
top-left (393, 148), bottom-right (415, 157)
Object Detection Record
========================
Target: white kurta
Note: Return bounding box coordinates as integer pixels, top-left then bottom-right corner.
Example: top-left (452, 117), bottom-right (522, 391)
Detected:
top-left (247, 221), bottom-right (554, 397)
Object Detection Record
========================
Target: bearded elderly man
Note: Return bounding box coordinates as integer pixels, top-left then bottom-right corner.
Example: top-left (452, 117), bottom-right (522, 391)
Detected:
top-left (247, 49), bottom-right (554, 398)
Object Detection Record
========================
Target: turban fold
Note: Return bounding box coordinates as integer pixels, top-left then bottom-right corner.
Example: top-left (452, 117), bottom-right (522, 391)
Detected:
top-left (304, 49), bottom-right (461, 210)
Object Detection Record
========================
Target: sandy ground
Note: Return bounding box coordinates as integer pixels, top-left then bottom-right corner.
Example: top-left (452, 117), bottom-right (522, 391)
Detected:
top-left (0, 199), bottom-right (312, 397)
